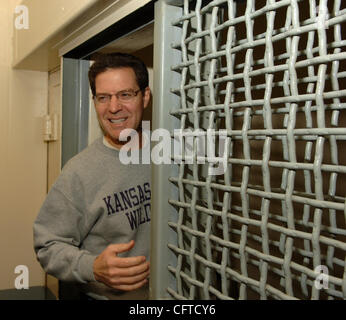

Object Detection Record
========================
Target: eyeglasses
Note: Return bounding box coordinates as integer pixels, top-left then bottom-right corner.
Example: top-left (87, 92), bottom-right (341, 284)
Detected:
top-left (93, 89), bottom-right (141, 104)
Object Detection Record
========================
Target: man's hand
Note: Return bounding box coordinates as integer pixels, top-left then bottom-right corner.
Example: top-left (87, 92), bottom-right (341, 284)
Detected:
top-left (93, 240), bottom-right (150, 291)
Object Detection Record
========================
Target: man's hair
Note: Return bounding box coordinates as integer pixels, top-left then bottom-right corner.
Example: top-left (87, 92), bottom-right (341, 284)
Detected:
top-left (88, 52), bottom-right (149, 96)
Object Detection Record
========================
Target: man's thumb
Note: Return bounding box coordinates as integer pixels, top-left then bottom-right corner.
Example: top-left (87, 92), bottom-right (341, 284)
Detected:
top-left (112, 240), bottom-right (135, 255)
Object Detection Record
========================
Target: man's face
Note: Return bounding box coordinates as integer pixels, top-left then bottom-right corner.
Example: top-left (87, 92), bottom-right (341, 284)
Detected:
top-left (94, 67), bottom-right (150, 148)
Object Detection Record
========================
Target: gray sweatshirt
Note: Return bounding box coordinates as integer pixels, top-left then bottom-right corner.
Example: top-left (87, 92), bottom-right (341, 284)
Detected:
top-left (33, 137), bottom-right (151, 299)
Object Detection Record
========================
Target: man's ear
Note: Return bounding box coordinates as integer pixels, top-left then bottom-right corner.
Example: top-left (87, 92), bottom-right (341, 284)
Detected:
top-left (143, 87), bottom-right (151, 109)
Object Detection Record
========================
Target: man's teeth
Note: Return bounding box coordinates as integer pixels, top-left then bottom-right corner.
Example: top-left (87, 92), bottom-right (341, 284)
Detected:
top-left (110, 118), bottom-right (126, 124)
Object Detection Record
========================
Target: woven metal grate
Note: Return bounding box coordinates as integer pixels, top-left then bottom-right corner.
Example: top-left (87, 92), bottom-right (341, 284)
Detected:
top-left (165, 0), bottom-right (346, 300)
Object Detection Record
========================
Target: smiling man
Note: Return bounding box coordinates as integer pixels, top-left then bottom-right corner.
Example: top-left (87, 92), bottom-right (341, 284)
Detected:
top-left (90, 56), bottom-right (151, 149)
top-left (34, 53), bottom-right (152, 300)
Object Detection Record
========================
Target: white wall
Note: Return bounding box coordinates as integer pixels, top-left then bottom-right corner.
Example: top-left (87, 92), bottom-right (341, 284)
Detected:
top-left (0, 0), bottom-right (48, 290)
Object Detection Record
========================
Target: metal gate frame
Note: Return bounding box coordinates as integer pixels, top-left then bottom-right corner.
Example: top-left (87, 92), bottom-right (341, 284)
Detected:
top-left (150, 0), bottom-right (346, 300)
top-left (151, 0), bottom-right (183, 299)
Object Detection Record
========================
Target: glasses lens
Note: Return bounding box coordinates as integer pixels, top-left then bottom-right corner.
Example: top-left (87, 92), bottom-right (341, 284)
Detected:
top-left (95, 95), bottom-right (109, 103)
top-left (95, 90), bottom-right (140, 104)
top-left (118, 91), bottom-right (135, 101)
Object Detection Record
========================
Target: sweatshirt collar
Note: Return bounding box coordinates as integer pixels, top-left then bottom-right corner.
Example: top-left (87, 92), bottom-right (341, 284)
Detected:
top-left (102, 133), bottom-right (149, 151)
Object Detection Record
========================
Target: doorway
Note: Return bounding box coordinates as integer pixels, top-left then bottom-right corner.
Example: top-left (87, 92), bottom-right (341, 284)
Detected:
top-left (57, 3), bottom-right (154, 300)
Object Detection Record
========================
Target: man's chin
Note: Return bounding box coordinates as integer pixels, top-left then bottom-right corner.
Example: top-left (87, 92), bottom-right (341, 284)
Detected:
top-left (105, 135), bottom-right (123, 147)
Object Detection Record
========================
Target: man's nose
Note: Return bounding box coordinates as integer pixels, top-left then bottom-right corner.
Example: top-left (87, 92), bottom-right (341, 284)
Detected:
top-left (108, 95), bottom-right (122, 113)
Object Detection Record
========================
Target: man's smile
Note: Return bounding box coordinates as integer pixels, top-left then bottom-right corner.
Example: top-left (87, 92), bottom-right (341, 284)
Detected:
top-left (109, 118), bottom-right (127, 124)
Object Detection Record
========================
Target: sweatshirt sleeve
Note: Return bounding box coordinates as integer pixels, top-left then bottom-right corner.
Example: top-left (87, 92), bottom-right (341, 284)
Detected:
top-left (33, 184), bottom-right (97, 283)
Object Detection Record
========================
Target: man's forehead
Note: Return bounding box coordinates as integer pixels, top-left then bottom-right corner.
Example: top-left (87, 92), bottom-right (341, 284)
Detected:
top-left (95, 67), bottom-right (138, 88)
top-left (98, 66), bottom-right (135, 76)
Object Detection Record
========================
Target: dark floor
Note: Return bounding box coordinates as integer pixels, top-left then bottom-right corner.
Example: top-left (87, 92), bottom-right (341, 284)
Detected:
top-left (0, 286), bottom-right (56, 300)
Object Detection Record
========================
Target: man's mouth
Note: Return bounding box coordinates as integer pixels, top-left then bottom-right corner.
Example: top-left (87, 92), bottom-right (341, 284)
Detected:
top-left (109, 118), bottom-right (127, 124)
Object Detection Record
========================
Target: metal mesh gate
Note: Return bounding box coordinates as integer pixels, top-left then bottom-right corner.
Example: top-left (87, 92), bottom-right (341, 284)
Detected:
top-left (151, 0), bottom-right (346, 300)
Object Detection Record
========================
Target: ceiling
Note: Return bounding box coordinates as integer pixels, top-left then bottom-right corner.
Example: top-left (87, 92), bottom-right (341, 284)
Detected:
top-left (97, 22), bottom-right (154, 54)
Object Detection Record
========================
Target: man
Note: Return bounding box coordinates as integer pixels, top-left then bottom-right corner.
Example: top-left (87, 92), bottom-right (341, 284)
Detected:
top-left (34, 53), bottom-right (151, 300)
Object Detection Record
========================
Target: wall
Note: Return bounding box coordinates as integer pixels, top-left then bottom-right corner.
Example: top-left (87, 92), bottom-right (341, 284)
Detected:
top-left (1, 0), bottom-right (153, 294)
top-left (12, 0), bottom-right (153, 71)
top-left (13, 0), bottom-right (98, 71)
top-left (0, 0), bottom-right (48, 290)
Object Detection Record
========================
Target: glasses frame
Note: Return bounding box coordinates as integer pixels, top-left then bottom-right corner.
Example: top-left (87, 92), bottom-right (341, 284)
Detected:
top-left (93, 89), bottom-right (142, 104)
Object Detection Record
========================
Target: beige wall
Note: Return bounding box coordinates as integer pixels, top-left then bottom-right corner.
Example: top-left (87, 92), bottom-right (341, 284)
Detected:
top-left (1, 0), bottom-right (154, 293)
top-left (12, 0), bottom-right (152, 71)
top-left (0, 0), bottom-right (48, 290)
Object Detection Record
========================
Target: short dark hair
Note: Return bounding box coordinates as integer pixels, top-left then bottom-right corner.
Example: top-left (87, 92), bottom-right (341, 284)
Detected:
top-left (88, 52), bottom-right (149, 96)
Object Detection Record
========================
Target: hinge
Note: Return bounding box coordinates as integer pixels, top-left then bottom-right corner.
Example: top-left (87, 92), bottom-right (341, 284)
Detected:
top-left (43, 114), bottom-right (58, 142)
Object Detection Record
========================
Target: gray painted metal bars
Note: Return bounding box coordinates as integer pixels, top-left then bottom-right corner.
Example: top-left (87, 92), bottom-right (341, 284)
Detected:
top-left (150, 0), bottom-right (183, 299)
top-left (152, 0), bottom-right (346, 299)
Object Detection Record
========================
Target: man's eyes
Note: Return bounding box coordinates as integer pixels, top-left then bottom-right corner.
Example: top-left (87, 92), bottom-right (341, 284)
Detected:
top-left (95, 91), bottom-right (135, 103)
top-left (98, 95), bottom-right (109, 101)
top-left (119, 91), bottom-right (133, 98)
